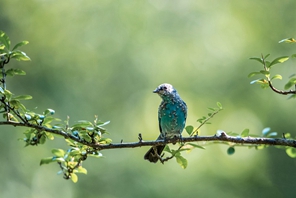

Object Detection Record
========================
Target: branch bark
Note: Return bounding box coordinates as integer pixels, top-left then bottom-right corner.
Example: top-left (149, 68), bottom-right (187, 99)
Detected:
top-left (1, 121), bottom-right (296, 149)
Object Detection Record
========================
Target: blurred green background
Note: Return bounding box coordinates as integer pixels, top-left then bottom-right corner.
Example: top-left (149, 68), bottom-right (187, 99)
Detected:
top-left (1, 0), bottom-right (296, 197)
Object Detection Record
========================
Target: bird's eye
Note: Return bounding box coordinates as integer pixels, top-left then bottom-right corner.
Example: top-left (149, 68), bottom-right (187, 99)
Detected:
top-left (163, 86), bottom-right (167, 90)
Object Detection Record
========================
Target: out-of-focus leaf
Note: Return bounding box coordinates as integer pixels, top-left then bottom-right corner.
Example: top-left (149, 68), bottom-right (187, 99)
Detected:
top-left (216, 102), bottom-right (223, 109)
top-left (284, 78), bottom-right (296, 90)
top-left (6, 68), bottom-right (26, 76)
top-left (286, 147), bottom-right (296, 158)
top-left (71, 173), bottom-right (78, 183)
top-left (250, 57), bottom-right (263, 64)
top-left (99, 138), bottom-right (112, 144)
top-left (279, 38), bottom-right (296, 43)
top-left (176, 155), bottom-right (188, 169)
top-left (52, 148), bottom-right (65, 157)
top-left (0, 30), bottom-right (10, 50)
top-left (248, 72), bottom-right (261, 78)
top-left (9, 50), bottom-right (31, 61)
top-left (75, 167), bottom-right (87, 174)
top-left (262, 127), bottom-right (271, 136)
top-left (12, 40), bottom-right (29, 51)
top-left (13, 95), bottom-right (32, 100)
top-left (241, 129), bottom-right (250, 137)
top-left (187, 143), bottom-right (205, 149)
top-left (260, 70), bottom-right (270, 75)
top-left (271, 74), bottom-right (282, 81)
top-left (40, 157), bottom-right (56, 165)
top-left (268, 56), bottom-right (289, 68)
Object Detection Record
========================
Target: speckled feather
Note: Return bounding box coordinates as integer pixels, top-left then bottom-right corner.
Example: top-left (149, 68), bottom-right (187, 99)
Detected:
top-left (144, 83), bottom-right (187, 163)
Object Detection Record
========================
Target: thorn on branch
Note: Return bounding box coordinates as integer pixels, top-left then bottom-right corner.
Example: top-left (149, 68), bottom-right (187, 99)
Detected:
top-left (138, 133), bottom-right (143, 142)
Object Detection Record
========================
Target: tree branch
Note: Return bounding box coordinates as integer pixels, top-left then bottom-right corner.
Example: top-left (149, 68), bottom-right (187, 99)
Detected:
top-left (1, 121), bottom-right (295, 149)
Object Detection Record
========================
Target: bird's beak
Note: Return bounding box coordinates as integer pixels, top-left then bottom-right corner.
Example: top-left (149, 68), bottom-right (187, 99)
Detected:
top-left (153, 88), bottom-right (159, 93)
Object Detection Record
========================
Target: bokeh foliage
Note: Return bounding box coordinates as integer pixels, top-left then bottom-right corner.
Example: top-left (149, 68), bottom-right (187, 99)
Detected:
top-left (1, 0), bottom-right (296, 197)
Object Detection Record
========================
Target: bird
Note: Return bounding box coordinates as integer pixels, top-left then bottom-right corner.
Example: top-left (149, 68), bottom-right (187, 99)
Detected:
top-left (144, 83), bottom-right (187, 163)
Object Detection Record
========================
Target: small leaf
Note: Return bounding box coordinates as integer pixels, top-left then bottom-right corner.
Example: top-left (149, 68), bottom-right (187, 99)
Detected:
top-left (264, 54), bottom-right (270, 59)
top-left (260, 70), bottom-right (270, 75)
top-left (241, 129), bottom-right (249, 137)
top-left (248, 72), bottom-right (261, 78)
top-left (40, 157), bottom-right (55, 165)
top-left (185, 125), bottom-right (194, 135)
top-left (227, 147), bottom-right (235, 155)
top-left (176, 155), bottom-right (188, 169)
top-left (279, 38), bottom-right (296, 43)
top-left (52, 148), bottom-right (65, 157)
top-left (71, 173), bottom-right (78, 183)
top-left (284, 78), bottom-right (296, 90)
top-left (271, 75), bottom-right (282, 81)
top-left (216, 102), bottom-right (223, 109)
top-left (9, 50), bottom-right (31, 61)
top-left (291, 54), bottom-right (296, 58)
top-left (163, 145), bottom-right (171, 153)
top-left (250, 57), bottom-right (263, 64)
top-left (75, 166), bottom-right (87, 174)
top-left (99, 138), bottom-right (112, 144)
top-left (12, 40), bottom-right (29, 51)
top-left (6, 68), bottom-right (26, 76)
top-left (268, 56), bottom-right (289, 68)
top-left (187, 143), bottom-right (205, 149)
top-left (286, 147), bottom-right (296, 158)
top-left (13, 95), bottom-right (32, 100)
top-left (0, 30), bottom-right (11, 50)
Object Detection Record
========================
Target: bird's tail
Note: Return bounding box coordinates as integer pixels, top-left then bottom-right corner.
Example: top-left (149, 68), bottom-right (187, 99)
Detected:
top-left (144, 145), bottom-right (165, 163)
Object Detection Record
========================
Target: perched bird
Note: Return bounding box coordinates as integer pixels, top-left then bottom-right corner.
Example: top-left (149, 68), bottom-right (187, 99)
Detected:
top-left (144, 83), bottom-right (187, 163)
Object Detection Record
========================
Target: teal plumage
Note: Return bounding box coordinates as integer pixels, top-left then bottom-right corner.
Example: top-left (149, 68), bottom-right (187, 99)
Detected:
top-left (144, 83), bottom-right (187, 163)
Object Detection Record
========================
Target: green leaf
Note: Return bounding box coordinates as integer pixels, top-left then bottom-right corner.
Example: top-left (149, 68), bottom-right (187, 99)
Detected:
top-left (45, 132), bottom-right (54, 140)
top-left (40, 157), bottom-right (56, 165)
top-left (279, 38), bottom-right (296, 43)
top-left (0, 30), bottom-right (11, 50)
top-left (187, 143), bottom-right (205, 149)
top-left (71, 173), bottom-right (78, 183)
top-left (9, 50), bottom-right (31, 61)
top-left (44, 108), bottom-right (55, 115)
top-left (286, 147), bottom-right (296, 158)
top-left (72, 120), bottom-right (93, 128)
top-left (216, 102), bottom-right (223, 109)
top-left (259, 70), bottom-right (270, 75)
top-left (250, 57), bottom-right (263, 64)
top-left (99, 138), bottom-right (112, 144)
top-left (6, 68), bottom-right (26, 76)
top-left (271, 74), bottom-right (282, 81)
top-left (248, 72), bottom-right (261, 78)
top-left (262, 127), bottom-right (271, 136)
top-left (227, 147), bottom-right (235, 155)
top-left (268, 56), bottom-right (289, 68)
top-left (185, 125), bottom-right (194, 135)
top-left (264, 54), bottom-right (270, 59)
top-left (284, 78), bottom-right (296, 90)
top-left (163, 145), bottom-right (171, 153)
top-left (291, 54), bottom-right (296, 58)
top-left (52, 148), bottom-right (65, 157)
top-left (13, 95), bottom-right (32, 100)
top-left (39, 134), bottom-right (46, 144)
top-left (75, 166), bottom-right (87, 174)
top-left (12, 41), bottom-right (29, 51)
top-left (176, 155), bottom-right (188, 169)
top-left (241, 129), bottom-right (249, 137)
